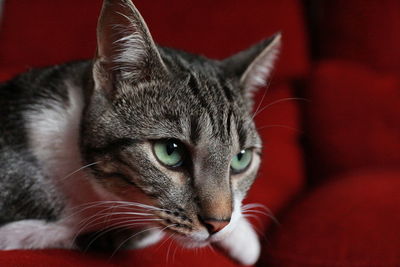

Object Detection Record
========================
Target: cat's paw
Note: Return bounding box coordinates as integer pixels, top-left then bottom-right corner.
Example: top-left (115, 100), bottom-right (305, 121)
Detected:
top-left (125, 228), bottom-right (164, 249)
top-left (0, 220), bottom-right (74, 250)
top-left (213, 217), bottom-right (260, 266)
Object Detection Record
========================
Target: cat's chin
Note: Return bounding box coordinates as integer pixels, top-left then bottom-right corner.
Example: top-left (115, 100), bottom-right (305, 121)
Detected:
top-left (175, 238), bottom-right (209, 249)
top-left (172, 231), bottom-right (210, 248)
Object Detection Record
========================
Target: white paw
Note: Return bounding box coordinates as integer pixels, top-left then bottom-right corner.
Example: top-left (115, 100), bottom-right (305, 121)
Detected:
top-left (0, 220), bottom-right (74, 250)
top-left (214, 217), bottom-right (260, 265)
top-left (125, 229), bottom-right (164, 249)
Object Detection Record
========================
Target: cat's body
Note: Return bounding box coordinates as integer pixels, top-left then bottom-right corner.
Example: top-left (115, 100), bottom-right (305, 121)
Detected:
top-left (0, 0), bottom-right (280, 265)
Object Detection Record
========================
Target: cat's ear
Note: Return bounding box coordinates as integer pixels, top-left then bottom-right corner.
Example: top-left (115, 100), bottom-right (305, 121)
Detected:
top-left (94, 0), bottom-right (167, 91)
top-left (222, 33), bottom-right (281, 96)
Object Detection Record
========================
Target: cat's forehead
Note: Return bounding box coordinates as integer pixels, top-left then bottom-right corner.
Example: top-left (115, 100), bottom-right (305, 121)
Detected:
top-left (159, 46), bottom-right (228, 82)
top-left (111, 47), bottom-right (259, 147)
top-left (114, 77), bottom-right (258, 149)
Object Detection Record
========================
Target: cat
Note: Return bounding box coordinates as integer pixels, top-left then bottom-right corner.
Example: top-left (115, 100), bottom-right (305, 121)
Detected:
top-left (0, 0), bottom-right (280, 265)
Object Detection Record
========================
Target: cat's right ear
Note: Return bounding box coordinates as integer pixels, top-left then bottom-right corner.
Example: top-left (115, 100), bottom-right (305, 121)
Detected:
top-left (221, 33), bottom-right (281, 97)
top-left (93, 0), bottom-right (167, 94)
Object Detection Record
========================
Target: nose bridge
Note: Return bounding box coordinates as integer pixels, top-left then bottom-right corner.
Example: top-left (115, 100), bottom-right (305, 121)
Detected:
top-left (194, 151), bottom-right (233, 220)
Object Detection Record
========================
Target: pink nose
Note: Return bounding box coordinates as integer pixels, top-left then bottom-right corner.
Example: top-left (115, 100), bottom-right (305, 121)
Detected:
top-left (203, 218), bottom-right (230, 234)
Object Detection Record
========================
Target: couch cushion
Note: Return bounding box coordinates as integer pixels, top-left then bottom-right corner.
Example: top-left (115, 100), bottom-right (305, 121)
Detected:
top-left (263, 170), bottom-right (400, 266)
top-left (250, 82), bottom-right (305, 234)
top-left (0, 247), bottom-right (236, 267)
top-left (0, 0), bottom-right (309, 81)
top-left (305, 60), bottom-right (400, 179)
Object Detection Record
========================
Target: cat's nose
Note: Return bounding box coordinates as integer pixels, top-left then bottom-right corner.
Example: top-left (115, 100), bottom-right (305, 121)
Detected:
top-left (202, 218), bottom-right (230, 234)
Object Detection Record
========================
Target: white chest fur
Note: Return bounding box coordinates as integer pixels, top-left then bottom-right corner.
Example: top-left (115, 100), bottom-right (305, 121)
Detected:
top-left (26, 81), bottom-right (98, 206)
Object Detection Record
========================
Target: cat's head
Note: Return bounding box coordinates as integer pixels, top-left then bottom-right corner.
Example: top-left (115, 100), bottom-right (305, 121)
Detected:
top-left (81, 0), bottom-right (280, 246)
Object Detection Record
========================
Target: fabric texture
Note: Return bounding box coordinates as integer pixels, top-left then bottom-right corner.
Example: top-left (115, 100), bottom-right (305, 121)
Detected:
top-left (264, 0), bottom-right (400, 265)
top-left (305, 60), bottom-right (400, 179)
top-left (264, 170), bottom-right (400, 266)
top-left (0, 0), bottom-right (309, 81)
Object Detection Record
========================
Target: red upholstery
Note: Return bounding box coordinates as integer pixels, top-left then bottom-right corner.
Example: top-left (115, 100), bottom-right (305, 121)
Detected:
top-left (264, 170), bottom-right (400, 266)
top-left (263, 0), bottom-right (400, 265)
top-left (251, 83), bottom-right (305, 234)
top-left (0, 0), bottom-right (309, 81)
top-left (306, 60), bottom-right (400, 178)
top-left (0, 246), bottom-right (235, 267)
top-left (0, 0), bottom-right (306, 266)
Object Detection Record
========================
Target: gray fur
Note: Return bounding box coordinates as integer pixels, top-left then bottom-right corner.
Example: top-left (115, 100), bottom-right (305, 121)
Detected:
top-left (0, 62), bottom-right (90, 225)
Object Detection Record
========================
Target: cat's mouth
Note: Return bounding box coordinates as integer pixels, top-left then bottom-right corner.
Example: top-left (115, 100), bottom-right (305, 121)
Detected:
top-left (158, 216), bottom-right (236, 248)
top-left (156, 213), bottom-right (213, 245)
top-left (155, 205), bottom-right (240, 246)
top-left (171, 231), bottom-right (211, 248)
top-left (159, 217), bottom-right (207, 238)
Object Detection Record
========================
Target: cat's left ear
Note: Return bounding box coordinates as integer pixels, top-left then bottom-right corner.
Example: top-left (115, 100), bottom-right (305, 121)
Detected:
top-left (222, 33), bottom-right (281, 96)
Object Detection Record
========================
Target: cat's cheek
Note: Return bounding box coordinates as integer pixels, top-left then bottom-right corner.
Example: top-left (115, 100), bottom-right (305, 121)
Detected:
top-left (93, 176), bottom-right (155, 206)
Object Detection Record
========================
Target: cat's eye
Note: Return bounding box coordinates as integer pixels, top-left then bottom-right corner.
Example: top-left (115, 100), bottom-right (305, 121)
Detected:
top-left (153, 139), bottom-right (185, 168)
top-left (231, 149), bottom-right (252, 174)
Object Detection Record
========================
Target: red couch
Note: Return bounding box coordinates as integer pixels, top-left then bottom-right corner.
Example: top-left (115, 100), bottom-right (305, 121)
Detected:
top-left (264, 1), bottom-right (400, 266)
top-left (0, 0), bottom-right (399, 266)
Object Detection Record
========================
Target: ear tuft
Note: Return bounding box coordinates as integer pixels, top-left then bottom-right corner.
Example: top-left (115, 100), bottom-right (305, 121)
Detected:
top-left (94, 0), bottom-right (166, 88)
top-left (110, 25), bottom-right (148, 78)
top-left (241, 33), bottom-right (281, 93)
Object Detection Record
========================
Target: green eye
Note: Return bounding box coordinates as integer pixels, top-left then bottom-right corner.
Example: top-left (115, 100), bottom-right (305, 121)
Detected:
top-left (153, 139), bottom-right (185, 168)
top-left (231, 149), bottom-right (252, 173)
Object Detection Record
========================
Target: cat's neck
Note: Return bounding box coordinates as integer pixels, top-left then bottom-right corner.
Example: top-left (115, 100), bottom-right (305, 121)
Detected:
top-left (26, 71), bottom-right (116, 223)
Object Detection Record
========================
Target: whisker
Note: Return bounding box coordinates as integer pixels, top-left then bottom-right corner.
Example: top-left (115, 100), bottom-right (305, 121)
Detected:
top-left (70, 200), bottom-right (167, 212)
top-left (69, 201), bottom-right (167, 241)
top-left (156, 232), bottom-right (175, 252)
top-left (243, 209), bottom-right (269, 216)
top-left (60, 161), bottom-right (101, 181)
top-left (74, 206), bottom-right (123, 236)
top-left (207, 243), bottom-right (216, 254)
top-left (252, 97), bottom-right (309, 119)
top-left (166, 233), bottom-right (176, 264)
top-left (252, 81), bottom-right (271, 119)
top-left (172, 242), bottom-right (180, 264)
top-left (65, 200), bottom-right (167, 225)
top-left (79, 216), bottom-right (162, 237)
top-left (74, 209), bottom-right (158, 241)
top-left (243, 214), bottom-right (264, 227)
top-left (79, 211), bottom-right (155, 225)
top-left (77, 204), bottom-right (155, 225)
top-left (82, 220), bottom-right (160, 252)
top-left (242, 203), bottom-right (269, 210)
top-left (109, 224), bottom-right (177, 260)
top-left (242, 203), bottom-right (280, 226)
top-left (251, 221), bottom-right (266, 239)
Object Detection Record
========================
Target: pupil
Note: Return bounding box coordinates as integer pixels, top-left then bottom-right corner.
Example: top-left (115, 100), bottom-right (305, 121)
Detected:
top-left (166, 142), bottom-right (177, 155)
top-left (237, 151), bottom-right (244, 161)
